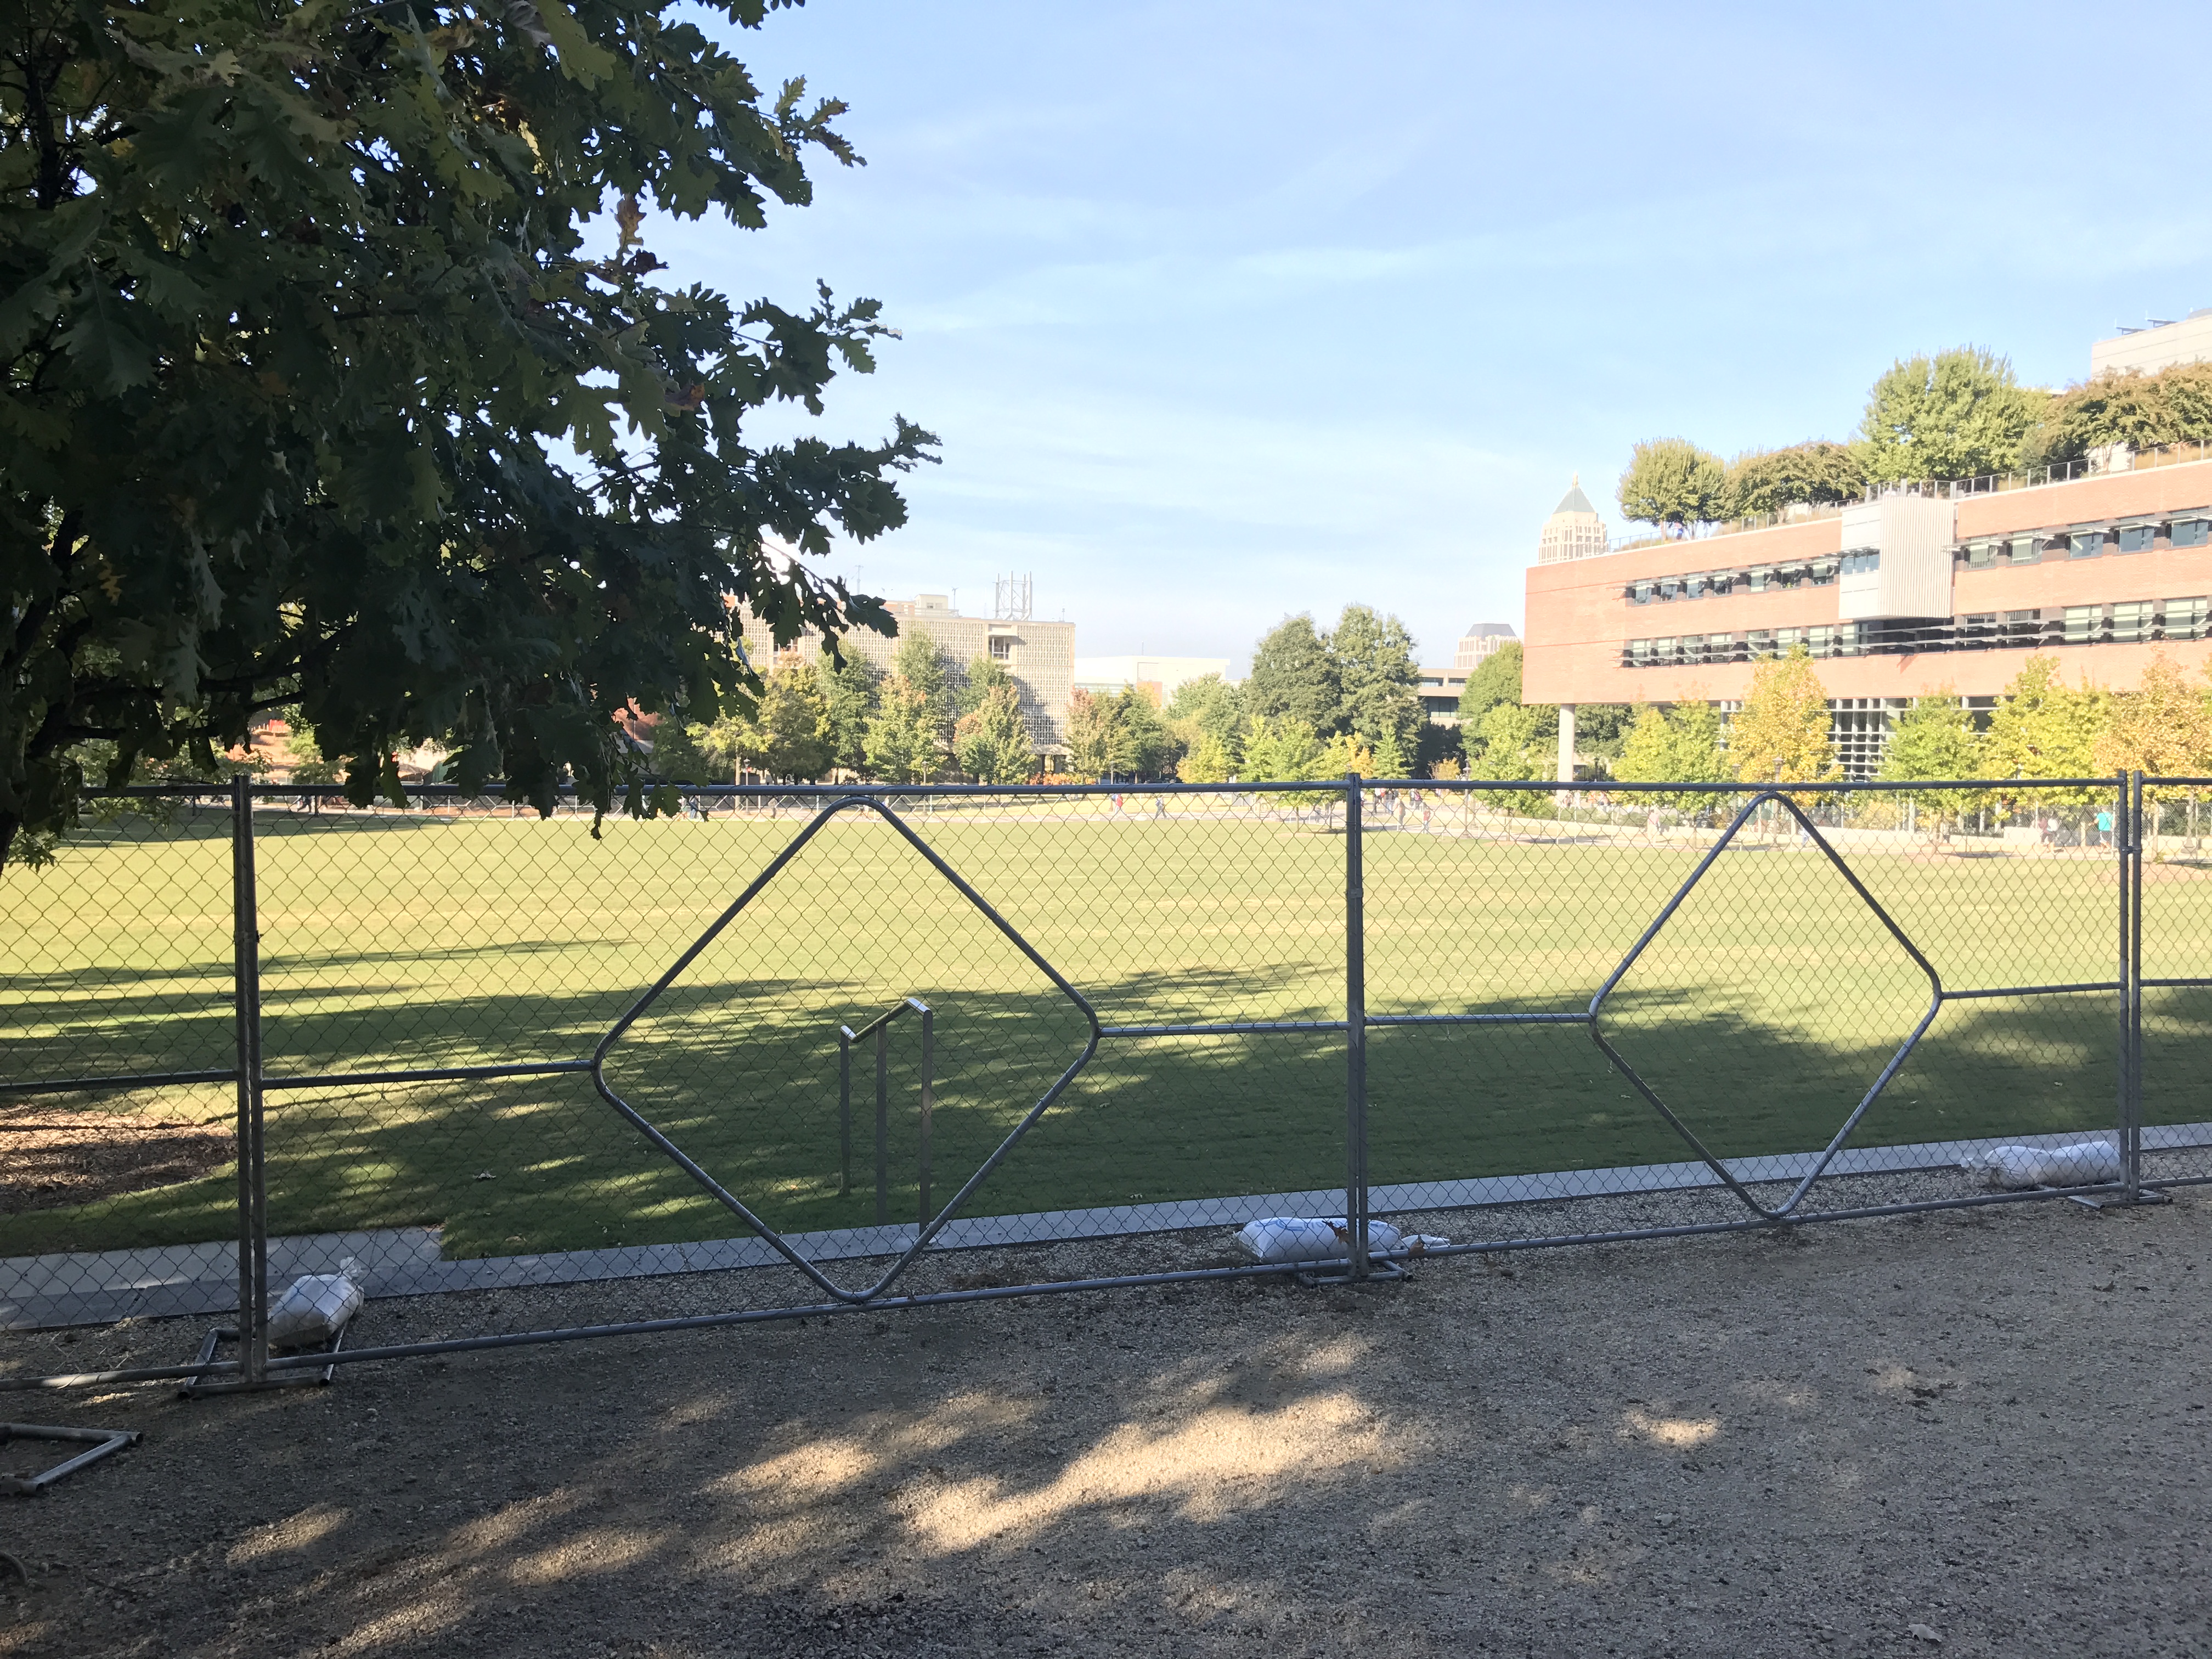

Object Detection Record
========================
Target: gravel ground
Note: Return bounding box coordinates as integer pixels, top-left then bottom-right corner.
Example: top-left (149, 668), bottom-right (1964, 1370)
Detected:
top-left (2, 1180), bottom-right (2208, 1658)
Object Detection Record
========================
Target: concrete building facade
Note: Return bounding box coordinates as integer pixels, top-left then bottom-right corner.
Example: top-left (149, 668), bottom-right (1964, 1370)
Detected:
top-left (740, 593), bottom-right (1076, 753)
top-left (1453, 622), bottom-right (1520, 671)
top-left (1523, 455), bottom-right (2212, 778)
top-left (2092, 308), bottom-right (2212, 377)
top-left (1072, 655), bottom-right (1230, 703)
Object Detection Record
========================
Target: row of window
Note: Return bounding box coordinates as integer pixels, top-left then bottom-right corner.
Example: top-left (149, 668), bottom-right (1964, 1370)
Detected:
top-left (1620, 596), bottom-right (2212, 667)
top-left (1622, 517), bottom-right (2212, 605)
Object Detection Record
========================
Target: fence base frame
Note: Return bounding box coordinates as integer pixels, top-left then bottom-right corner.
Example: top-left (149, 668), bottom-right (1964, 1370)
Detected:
top-left (176, 1322), bottom-right (350, 1398)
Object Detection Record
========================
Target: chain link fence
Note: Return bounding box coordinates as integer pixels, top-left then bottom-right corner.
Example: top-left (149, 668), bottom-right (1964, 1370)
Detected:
top-left (4, 774), bottom-right (2204, 1391)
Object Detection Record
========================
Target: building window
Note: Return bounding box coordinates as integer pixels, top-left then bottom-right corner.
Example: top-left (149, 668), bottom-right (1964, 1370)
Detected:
top-left (2063, 605), bottom-right (2101, 644)
top-left (1807, 625), bottom-right (1832, 657)
top-left (1712, 571), bottom-right (1739, 596)
top-left (1841, 550), bottom-right (1881, 575)
top-left (1682, 573), bottom-right (1707, 600)
top-left (2174, 518), bottom-right (2211, 549)
top-left (2163, 597), bottom-right (2210, 642)
top-left (2004, 610), bottom-right (2042, 645)
top-left (2111, 601), bottom-right (2153, 644)
top-left (1775, 628), bottom-right (1802, 652)
top-left (1628, 639), bottom-right (1652, 664)
top-left (1780, 563), bottom-right (1810, 588)
top-left (1655, 636), bottom-right (1678, 663)
top-left (2008, 536), bottom-right (2041, 565)
top-left (989, 635), bottom-right (1013, 661)
top-left (1746, 628), bottom-right (1775, 657)
top-left (2118, 523), bottom-right (2156, 554)
top-left (1658, 577), bottom-right (1681, 601)
top-left (2069, 530), bottom-right (2106, 559)
top-left (1959, 613), bottom-right (1996, 648)
top-left (1963, 541), bottom-right (1997, 569)
top-left (1810, 558), bottom-right (1838, 585)
top-left (1748, 567), bottom-right (1774, 592)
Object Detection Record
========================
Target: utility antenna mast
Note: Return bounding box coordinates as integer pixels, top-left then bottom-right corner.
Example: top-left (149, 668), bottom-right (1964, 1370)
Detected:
top-left (992, 572), bottom-right (1034, 620)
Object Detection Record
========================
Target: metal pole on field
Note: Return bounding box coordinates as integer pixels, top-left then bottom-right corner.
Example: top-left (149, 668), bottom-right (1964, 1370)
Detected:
top-left (2124, 772), bottom-right (2144, 1199)
top-left (229, 776), bottom-right (269, 1385)
top-left (1344, 774), bottom-right (1369, 1279)
top-left (837, 1026), bottom-right (855, 1198)
top-left (874, 1024), bottom-right (890, 1227)
top-left (913, 999), bottom-right (934, 1230)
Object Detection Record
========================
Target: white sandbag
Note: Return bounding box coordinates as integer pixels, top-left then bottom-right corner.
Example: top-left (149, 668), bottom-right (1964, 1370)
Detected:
top-left (2038, 1141), bottom-right (2123, 1185)
top-left (264, 1258), bottom-right (365, 1349)
top-left (1962, 1141), bottom-right (2120, 1190)
top-left (1233, 1217), bottom-right (1447, 1264)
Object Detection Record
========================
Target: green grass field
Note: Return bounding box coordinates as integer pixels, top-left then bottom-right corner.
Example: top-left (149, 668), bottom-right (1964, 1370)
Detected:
top-left (6, 797), bottom-right (2209, 1259)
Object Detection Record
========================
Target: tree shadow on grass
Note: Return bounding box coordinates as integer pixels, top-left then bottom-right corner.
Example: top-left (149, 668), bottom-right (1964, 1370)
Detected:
top-left (0, 969), bottom-right (2162, 1263)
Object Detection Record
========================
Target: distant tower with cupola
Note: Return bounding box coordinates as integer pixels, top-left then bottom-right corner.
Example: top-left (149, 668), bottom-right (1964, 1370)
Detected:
top-left (1536, 475), bottom-right (1609, 564)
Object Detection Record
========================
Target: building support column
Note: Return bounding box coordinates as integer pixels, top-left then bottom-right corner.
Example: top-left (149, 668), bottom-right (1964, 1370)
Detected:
top-left (1556, 703), bottom-right (1577, 783)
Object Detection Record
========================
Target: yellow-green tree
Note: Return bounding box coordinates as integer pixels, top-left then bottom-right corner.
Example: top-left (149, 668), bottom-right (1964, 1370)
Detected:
top-left (1613, 698), bottom-right (1730, 817)
top-left (1728, 646), bottom-right (1838, 792)
top-left (2095, 650), bottom-right (2212, 840)
top-left (696, 659), bottom-right (832, 781)
top-left (1877, 688), bottom-right (1979, 827)
top-left (1239, 715), bottom-right (1325, 782)
top-left (1177, 732), bottom-right (1235, 783)
top-left (1978, 654), bottom-right (2108, 810)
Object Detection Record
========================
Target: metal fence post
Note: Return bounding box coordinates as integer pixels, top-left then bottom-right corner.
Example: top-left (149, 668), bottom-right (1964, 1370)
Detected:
top-left (913, 999), bottom-right (934, 1230)
top-left (874, 1023), bottom-right (890, 1227)
top-left (837, 1026), bottom-right (854, 1198)
top-left (2124, 771), bottom-right (2144, 1199)
top-left (1344, 773), bottom-right (1369, 1279)
top-left (230, 776), bottom-right (268, 1385)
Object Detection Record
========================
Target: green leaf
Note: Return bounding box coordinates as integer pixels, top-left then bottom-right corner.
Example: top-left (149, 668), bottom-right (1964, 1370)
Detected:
top-left (58, 295), bottom-right (156, 393)
top-left (527, 0), bottom-right (618, 86)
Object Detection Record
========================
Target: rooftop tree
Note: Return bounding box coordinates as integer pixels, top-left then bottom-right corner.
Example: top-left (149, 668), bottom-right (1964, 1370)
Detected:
top-left (1617, 438), bottom-right (1726, 531)
top-left (1854, 347), bottom-right (2046, 484)
top-left (2, 0), bottom-right (934, 866)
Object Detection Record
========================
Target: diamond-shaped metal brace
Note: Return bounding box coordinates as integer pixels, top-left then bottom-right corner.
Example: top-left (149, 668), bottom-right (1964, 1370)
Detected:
top-left (590, 794), bottom-right (1101, 1303)
top-left (1588, 790), bottom-right (1944, 1220)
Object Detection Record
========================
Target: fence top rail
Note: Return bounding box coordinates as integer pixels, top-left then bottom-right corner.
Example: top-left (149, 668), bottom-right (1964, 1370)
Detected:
top-left (69, 774), bottom-right (2157, 804)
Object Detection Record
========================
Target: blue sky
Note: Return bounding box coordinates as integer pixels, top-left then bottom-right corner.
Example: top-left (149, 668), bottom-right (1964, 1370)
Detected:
top-left (648, 1), bottom-right (2212, 671)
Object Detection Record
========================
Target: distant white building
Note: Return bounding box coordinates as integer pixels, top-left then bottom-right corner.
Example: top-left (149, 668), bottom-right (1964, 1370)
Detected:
top-left (2092, 308), bottom-right (2212, 377)
top-left (1452, 622), bottom-right (1518, 672)
top-left (1072, 654), bottom-right (1230, 704)
top-left (1536, 476), bottom-right (1609, 565)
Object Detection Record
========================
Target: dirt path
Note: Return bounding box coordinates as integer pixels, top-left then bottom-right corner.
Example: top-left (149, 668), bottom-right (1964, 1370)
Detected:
top-left (3, 1190), bottom-right (2207, 1658)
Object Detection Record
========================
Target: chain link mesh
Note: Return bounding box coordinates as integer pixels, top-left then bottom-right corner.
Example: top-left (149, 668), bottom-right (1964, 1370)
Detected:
top-left (4, 776), bottom-right (2200, 1380)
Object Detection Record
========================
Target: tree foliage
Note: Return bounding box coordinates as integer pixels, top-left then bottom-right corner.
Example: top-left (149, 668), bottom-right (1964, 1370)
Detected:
top-left (1245, 614), bottom-right (1341, 732)
top-left (1, 0), bottom-right (935, 866)
top-left (2091, 650), bottom-right (2208, 778)
top-left (816, 651), bottom-right (881, 775)
top-left (862, 634), bottom-right (953, 783)
top-left (693, 656), bottom-right (829, 781)
top-left (1876, 689), bottom-right (1977, 820)
top-left (1854, 347), bottom-right (2046, 484)
top-left (1455, 641), bottom-right (1525, 730)
top-left (1164, 673), bottom-right (1243, 771)
top-left (1728, 646), bottom-right (1837, 790)
top-left (2023, 364), bottom-right (2212, 467)
top-left (952, 656), bottom-right (1034, 784)
top-left (1613, 699), bottom-right (1728, 814)
top-left (1238, 715), bottom-right (1325, 782)
top-left (1978, 654), bottom-right (2107, 806)
top-left (1328, 603), bottom-right (1422, 765)
top-left (1617, 438), bottom-right (1726, 529)
top-left (1723, 441), bottom-right (1866, 520)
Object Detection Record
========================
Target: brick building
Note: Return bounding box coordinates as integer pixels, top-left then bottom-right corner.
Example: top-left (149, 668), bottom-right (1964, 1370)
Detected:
top-left (1523, 449), bottom-right (2212, 779)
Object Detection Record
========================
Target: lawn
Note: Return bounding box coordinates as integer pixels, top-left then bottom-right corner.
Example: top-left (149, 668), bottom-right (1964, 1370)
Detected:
top-left (4, 795), bottom-right (2208, 1259)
